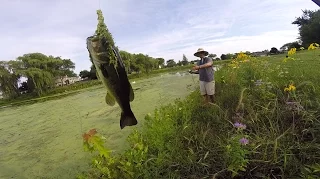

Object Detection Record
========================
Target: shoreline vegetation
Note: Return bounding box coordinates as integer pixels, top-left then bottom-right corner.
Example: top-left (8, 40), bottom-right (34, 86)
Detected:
top-left (0, 65), bottom-right (194, 108)
top-left (0, 61), bottom-right (231, 108)
top-left (80, 49), bottom-right (320, 179)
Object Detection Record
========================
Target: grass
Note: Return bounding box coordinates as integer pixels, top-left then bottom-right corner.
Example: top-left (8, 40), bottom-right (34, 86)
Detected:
top-left (80, 49), bottom-right (320, 178)
top-left (0, 72), bottom-right (198, 178)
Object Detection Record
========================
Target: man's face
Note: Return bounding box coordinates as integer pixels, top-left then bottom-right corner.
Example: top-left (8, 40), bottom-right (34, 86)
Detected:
top-left (199, 53), bottom-right (205, 58)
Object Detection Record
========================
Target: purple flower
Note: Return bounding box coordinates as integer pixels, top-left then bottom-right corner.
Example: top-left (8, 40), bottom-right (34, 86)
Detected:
top-left (239, 138), bottom-right (249, 145)
top-left (234, 122), bottom-right (246, 129)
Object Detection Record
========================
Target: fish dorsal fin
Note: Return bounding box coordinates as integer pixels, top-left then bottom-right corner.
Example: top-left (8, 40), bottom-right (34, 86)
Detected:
top-left (129, 82), bottom-right (134, 102)
top-left (105, 92), bottom-right (116, 106)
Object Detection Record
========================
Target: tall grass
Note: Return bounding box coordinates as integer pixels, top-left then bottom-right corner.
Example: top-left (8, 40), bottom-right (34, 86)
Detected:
top-left (80, 50), bottom-right (320, 178)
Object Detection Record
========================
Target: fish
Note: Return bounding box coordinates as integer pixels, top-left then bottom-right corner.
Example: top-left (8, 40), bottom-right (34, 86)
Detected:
top-left (86, 35), bottom-right (138, 129)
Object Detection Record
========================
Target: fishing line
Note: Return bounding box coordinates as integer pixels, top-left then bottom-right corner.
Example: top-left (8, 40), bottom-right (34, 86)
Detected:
top-left (66, 97), bottom-right (84, 135)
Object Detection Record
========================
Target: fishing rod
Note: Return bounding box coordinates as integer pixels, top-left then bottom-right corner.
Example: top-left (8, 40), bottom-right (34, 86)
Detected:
top-left (311, 0), bottom-right (320, 7)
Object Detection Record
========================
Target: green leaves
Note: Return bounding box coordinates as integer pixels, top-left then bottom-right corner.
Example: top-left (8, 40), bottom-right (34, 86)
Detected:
top-left (292, 9), bottom-right (320, 47)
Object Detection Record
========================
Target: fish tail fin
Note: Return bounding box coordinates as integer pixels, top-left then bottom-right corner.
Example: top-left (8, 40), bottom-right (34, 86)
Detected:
top-left (120, 110), bottom-right (138, 129)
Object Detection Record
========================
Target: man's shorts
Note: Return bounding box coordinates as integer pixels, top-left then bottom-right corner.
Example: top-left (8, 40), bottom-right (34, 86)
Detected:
top-left (200, 81), bottom-right (215, 96)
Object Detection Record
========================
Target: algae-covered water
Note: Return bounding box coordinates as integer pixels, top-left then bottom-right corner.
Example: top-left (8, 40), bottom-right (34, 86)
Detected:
top-left (0, 72), bottom-right (198, 179)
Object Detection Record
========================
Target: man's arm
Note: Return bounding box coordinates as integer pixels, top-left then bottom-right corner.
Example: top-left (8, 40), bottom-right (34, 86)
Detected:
top-left (194, 57), bottom-right (213, 70)
top-left (199, 57), bottom-right (213, 69)
top-left (192, 60), bottom-right (200, 70)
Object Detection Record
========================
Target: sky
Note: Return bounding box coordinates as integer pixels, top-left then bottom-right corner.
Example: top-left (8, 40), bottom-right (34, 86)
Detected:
top-left (1, 0), bottom-right (319, 75)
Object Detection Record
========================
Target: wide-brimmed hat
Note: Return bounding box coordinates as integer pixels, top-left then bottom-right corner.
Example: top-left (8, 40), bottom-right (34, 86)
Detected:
top-left (194, 48), bottom-right (209, 57)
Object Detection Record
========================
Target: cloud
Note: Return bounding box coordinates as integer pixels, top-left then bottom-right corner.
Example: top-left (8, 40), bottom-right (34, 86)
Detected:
top-left (0, 0), bottom-right (319, 74)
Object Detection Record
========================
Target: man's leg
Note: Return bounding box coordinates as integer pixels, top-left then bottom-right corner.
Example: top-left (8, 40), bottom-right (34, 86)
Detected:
top-left (200, 81), bottom-right (208, 104)
top-left (206, 81), bottom-right (215, 103)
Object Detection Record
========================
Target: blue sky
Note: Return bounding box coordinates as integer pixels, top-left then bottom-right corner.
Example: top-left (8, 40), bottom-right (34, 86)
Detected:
top-left (1, 0), bottom-right (319, 75)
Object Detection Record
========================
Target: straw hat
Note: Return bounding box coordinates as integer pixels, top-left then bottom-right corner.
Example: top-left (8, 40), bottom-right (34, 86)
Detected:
top-left (194, 48), bottom-right (209, 57)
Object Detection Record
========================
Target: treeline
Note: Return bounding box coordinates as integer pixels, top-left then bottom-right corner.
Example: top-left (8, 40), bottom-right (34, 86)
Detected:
top-left (0, 51), bottom-right (194, 99)
top-left (79, 52), bottom-right (193, 79)
top-left (0, 53), bottom-right (77, 99)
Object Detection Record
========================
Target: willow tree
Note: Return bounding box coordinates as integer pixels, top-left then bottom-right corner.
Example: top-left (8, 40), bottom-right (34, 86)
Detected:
top-left (13, 53), bottom-right (76, 96)
top-left (0, 61), bottom-right (20, 98)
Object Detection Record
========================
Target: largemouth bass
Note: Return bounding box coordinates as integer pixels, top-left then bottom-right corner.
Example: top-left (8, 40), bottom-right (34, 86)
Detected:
top-left (86, 36), bottom-right (138, 129)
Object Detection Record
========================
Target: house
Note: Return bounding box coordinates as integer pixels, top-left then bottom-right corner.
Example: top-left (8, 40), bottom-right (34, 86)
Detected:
top-left (251, 51), bottom-right (269, 57)
top-left (55, 75), bottom-right (81, 86)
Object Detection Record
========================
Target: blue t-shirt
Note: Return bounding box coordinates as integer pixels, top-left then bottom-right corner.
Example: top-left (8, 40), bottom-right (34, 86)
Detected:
top-left (197, 57), bottom-right (214, 82)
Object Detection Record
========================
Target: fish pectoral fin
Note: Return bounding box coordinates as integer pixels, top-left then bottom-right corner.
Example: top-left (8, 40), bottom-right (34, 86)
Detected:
top-left (129, 83), bottom-right (134, 102)
top-left (105, 92), bottom-right (116, 106)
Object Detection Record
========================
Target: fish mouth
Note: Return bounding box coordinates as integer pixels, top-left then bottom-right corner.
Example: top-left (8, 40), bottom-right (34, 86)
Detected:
top-left (86, 36), bottom-right (111, 63)
top-left (87, 36), bottom-right (109, 53)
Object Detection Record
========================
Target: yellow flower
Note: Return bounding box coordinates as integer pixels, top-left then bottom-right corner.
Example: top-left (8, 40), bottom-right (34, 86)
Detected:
top-left (284, 84), bottom-right (296, 92)
top-left (283, 57), bottom-right (295, 63)
top-left (288, 48), bottom-right (296, 55)
top-left (236, 51), bottom-right (249, 61)
top-left (308, 43), bottom-right (319, 50)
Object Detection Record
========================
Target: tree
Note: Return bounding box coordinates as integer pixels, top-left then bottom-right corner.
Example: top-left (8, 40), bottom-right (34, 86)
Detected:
top-left (166, 59), bottom-right (176, 67)
top-left (220, 54), bottom-right (227, 60)
top-left (0, 61), bottom-right (20, 98)
top-left (280, 42), bottom-right (303, 51)
top-left (134, 53), bottom-right (154, 73)
top-left (270, 47), bottom-right (279, 54)
top-left (215, 58), bottom-right (221, 61)
top-left (119, 50), bottom-right (133, 73)
top-left (177, 60), bottom-right (182, 66)
top-left (292, 9), bottom-right (320, 47)
top-left (53, 56), bottom-right (76, 86)
top-left (181, 54), bottom-right (189, 65)
top-left (11, 53), bottom-right (77, 96)
top-left (19, 81), bottom-right (29, 92)
top-left (156, 58), bottom-right (165, 67)
top-left (89, 64), bottom-right (98, 79)
top-left (208, 53), bottom-right (217, 59)
top-left (79, 70), bottom-right (91, 79)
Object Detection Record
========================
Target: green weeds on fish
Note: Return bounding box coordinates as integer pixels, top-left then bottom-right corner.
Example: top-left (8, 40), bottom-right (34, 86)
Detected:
top-left (86, 10), bottom-right (137, 129)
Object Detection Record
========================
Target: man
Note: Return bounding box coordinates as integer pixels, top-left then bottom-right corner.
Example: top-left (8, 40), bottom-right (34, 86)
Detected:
top-left (192, 48), bottom-right (215, 104)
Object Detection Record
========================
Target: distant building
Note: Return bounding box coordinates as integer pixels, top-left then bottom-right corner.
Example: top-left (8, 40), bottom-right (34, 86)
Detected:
top-left (251, 51), bottom-right (269, 57)
top-left (55, 75), bottom-right (81, 86)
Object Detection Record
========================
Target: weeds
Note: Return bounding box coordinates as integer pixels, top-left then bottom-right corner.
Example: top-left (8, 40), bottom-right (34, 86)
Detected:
top-left (80, 47), bottom-right (320, 178)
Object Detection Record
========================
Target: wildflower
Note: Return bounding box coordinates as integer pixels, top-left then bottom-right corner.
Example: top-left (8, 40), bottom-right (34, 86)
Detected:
top-left (308, 43), bottom-right (319, 50)
top-left (288, 48), bottom-right (296, 55)
top-left (236, 51), bottom-right (249, 61)
top-left (239, 137), bottom-right (249, 145)
top-left (284, 83), bottom-right (296, 92)
top-left (283, 56), bottom-right (295, 63)
top-left (300, 47), bottom-right (305, 50)
top-left (234, 122), bottom-right (246, 129)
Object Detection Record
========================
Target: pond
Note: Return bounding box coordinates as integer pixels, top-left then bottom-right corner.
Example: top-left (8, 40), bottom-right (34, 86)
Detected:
top-left (0, 72), bottom-right (199, 178)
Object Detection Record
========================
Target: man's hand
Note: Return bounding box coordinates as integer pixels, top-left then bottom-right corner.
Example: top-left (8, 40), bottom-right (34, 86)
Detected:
top-left (192, 65), bottom-right (200, 70)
